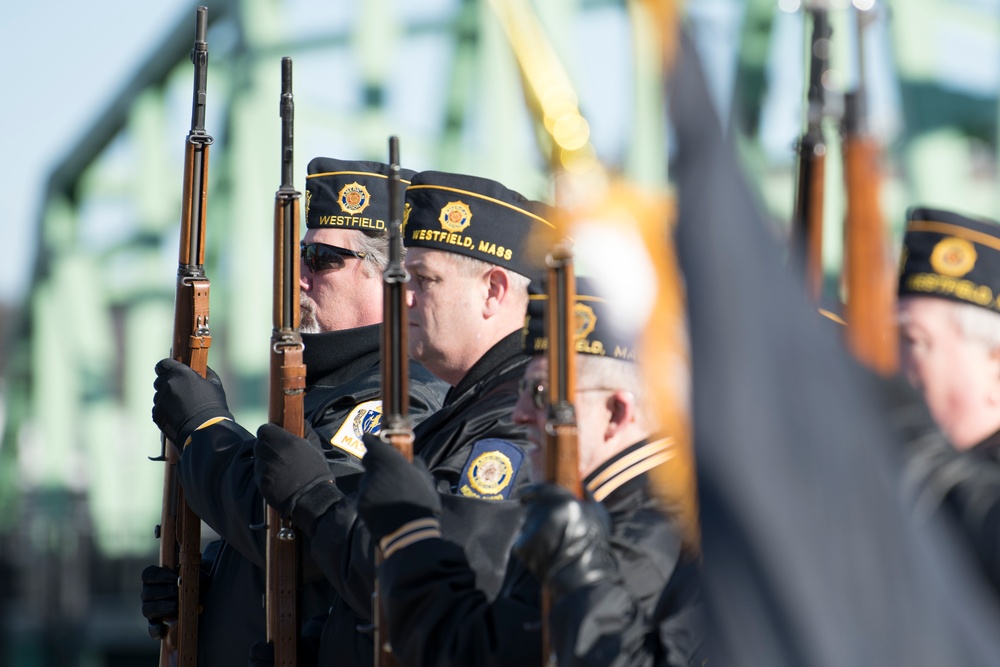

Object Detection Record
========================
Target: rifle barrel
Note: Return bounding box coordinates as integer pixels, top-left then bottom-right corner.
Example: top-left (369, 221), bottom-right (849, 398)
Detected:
top-left (159, 7), bottom-right (213, 667)
top-left (267, 55), bottom-right (304, 667)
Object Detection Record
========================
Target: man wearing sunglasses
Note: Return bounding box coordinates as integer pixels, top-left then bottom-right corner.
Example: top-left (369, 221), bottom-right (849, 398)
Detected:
top-left (143, 158), bottom-right (448, 667)
top-left (353, 277), bottom-right (707, 667)
top-left (252, 170), bottom-right (551, 665)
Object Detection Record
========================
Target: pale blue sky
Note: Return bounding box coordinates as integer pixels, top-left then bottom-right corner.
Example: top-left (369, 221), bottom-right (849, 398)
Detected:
top-left (0, 0), bottom-right (191, 306)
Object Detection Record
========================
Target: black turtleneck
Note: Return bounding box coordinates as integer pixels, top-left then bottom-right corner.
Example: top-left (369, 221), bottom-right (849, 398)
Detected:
top-left (302, 323), bottom-right (381, 389)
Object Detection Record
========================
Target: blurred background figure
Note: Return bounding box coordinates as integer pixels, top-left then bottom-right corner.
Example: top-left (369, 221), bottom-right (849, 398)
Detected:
top-left (897, 206), bottom-right (1000, 597)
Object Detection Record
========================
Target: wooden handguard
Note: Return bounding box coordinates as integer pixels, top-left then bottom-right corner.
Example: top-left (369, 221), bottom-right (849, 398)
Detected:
top-left (158, 7), bottom-right (212, 666)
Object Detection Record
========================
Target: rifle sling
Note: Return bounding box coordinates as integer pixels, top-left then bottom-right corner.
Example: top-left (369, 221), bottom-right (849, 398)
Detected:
top-left (186, 278), bottom-right (212, 372)
top-left (280, 346), bottom-right (307, 430)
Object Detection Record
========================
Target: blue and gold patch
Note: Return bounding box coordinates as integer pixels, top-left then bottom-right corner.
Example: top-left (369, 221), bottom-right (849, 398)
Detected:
top-left (458, 439), bottom-right (524, 500)
top-left (329, 400), bottom-right (382, 459)
top-left (338, 182), bottom-right (371, 215)
top-left (439, 200), bottom-right (472, 233)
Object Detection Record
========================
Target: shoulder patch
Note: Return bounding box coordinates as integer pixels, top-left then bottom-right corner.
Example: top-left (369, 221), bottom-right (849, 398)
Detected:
top-left (458, 439), bottom-right (525, 501)
top-left (329, 400), bottom-right (383, 459)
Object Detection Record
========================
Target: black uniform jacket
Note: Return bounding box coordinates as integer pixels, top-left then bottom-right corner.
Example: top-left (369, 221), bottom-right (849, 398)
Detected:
top-left (377, 437), bottom-right (703, 667)
top-left (924, 429), bottom-right (1000, 596)
top-left (314, 330), bottom-right (535, 667)
top-left (178, 324), bottom-right (447, 667)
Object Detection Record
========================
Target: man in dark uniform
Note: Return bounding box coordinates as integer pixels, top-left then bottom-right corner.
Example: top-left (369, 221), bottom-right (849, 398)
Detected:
top-left (898, 206), bottom-right (1000, 594)
top-left (353, 278), bottom-right (706, 666)
top-left (142, 158), bottom-right (448, 667)
top-left (251, 170), bottom-right (550, 666)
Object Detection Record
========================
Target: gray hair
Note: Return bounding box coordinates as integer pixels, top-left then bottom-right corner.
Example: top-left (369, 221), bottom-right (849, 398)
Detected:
top-left (949, 300), bottom-right (1000, 350)
top-left (352, 229), bottom-right (390, 278)
top-left (446, 252), bottom-right (532, 305)
top-left (576, 354), bottom-right (659, 429)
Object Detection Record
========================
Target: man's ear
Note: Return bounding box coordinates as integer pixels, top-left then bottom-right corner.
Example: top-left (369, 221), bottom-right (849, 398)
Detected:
top-left (605, 390), bottom-right (636, 439)
top-left (483, 267), bottom-right (510, 318)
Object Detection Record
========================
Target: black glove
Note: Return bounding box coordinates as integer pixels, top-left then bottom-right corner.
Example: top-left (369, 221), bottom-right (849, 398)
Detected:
top-left (140, 563), bottom-right (210, 640)
top-left (248, 640), bottom-right (273, 667)
top-left (357, 433), bottom-right (442, 544)
top-left (152, 358), bottom-right (233, 446)
top-left (513, 483), bottom-right (619, 600)
top-left (254, 423), bottom-right (342, 535)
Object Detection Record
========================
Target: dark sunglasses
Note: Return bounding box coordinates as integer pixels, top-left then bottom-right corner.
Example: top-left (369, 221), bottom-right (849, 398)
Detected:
top-left (518, 377), bottom-right (615, 410)
top-left (300, 242), bottom-right (367, 272)
top-left (518, 377), bottom-right (549, 410)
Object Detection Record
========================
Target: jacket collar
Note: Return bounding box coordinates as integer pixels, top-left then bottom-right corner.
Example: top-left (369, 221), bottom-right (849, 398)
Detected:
top-left (445, 330), bottom-right (529, 406)
top-left (971, 427), bottom-right (1000, 457)
top-left (584, 437), bottom-right (675, 509)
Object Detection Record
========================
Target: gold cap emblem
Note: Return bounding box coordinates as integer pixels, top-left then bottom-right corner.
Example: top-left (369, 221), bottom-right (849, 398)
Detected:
top-left (574, 303), bottom-right (597, 340)
top-left (337, 182), bottom-right (371, 215)
top-left (439, 201), bottom-right (472, 233)
top-left (930, 237), bottom-right (977, 278)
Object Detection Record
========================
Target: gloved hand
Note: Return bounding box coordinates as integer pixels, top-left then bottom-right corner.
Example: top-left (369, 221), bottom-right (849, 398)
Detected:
top-left (513, 483), bottom-right (619, 601)
top-left (254, 423), bottom-right (342, 535)
top-left (152, 358), bottom-right (233, 446)
top-left (357, 433), bottom-right (441, 544)
top-left (248, 639), bottom-right (273, 667)
top-left (140, 563), bottom-right (210, 640)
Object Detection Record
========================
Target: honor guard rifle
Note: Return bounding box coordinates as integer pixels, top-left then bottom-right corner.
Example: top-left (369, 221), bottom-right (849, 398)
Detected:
top-left (153, 7), bottom-right (212, 666)
top-left (841, 2), bottom-right (897, 375)
top-left (266, 56), bottom-right (305, 667)
top-left (544, 246), bottom-right (582, 500)
top-left (542, 240), bottom-right (582, 666)
top-left (792, 3), bottom-right (832, 301)
top-left (373, 136), bottom-right (414, 667)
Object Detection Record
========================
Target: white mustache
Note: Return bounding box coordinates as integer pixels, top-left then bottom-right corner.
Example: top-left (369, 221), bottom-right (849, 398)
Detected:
top-left (300, 296), bottom-right (319, 333)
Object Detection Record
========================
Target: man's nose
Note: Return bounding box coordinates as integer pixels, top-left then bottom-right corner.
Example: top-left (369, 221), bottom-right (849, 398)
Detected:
top-left (512, 390), bottom-right (535, 425)
top-left (300, 259), bottom-right (311, 291)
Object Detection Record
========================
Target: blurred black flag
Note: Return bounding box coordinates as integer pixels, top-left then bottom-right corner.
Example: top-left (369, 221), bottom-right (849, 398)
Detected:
top-left (669, 28), bottom-right (1000, 665)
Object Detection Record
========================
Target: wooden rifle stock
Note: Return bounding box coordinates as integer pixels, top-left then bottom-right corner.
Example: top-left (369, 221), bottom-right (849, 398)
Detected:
top-left (841, 4), bottom-right (897, 375)
top-left (156, 7), bottom-right (211, 666)
top-left (374, 136), bottom-right (413, 667)
top-left (541, 244), bottom-right (581, 666)
top-left (266, 56), bottom-right (304, 667)
top-left (544, 247), bottom-right (581, 498)
top-left (842, 87), bottom-right (897, 375)
top-left (792, 7), bottom-right (831, 301)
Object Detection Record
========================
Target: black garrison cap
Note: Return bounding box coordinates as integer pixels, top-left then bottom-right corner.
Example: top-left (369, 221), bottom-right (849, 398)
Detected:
top-left (899, 206), bottom-right (1000, 314)
top-left (305, 157), bottom-right (416, 236)
top-left (402, 170), bottom-right (553, 279)
top-left (523, 276), bottom-right (637, 362)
